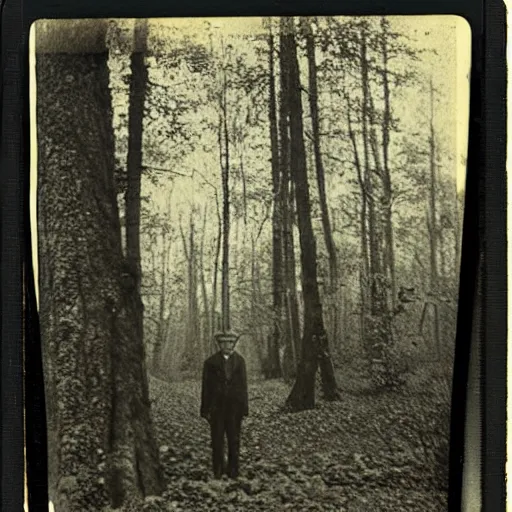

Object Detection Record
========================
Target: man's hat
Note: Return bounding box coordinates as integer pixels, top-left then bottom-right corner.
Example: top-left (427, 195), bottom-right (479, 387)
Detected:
top-left (214, 331), bottom-right (239, 344)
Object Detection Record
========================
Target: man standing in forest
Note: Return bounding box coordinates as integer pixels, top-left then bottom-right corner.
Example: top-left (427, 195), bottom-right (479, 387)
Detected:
top-left (200, 332), bottom-right (249, 479)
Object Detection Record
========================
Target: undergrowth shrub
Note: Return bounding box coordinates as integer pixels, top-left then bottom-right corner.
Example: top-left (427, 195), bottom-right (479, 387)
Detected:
top-left (416, 373), bottom-right (452, 489)
top-left (395, 370), bottom-right (452, 490)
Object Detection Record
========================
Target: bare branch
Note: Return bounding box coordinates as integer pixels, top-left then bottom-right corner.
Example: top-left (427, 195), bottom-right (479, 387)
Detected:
top-left (142, 164), bottom-right (189, 176)
top-left (147, 79), bottom-right (188, 89)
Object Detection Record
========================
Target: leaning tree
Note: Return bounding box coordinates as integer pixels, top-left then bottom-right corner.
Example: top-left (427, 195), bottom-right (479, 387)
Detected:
top-left (280, 17), bottom-right (340, 411)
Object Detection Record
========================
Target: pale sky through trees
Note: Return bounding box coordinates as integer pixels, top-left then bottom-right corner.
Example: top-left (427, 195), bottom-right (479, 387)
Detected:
top-left (107, 15), bottom-right (470, 236)
top-left (30, 15), bottom-right (471, 311)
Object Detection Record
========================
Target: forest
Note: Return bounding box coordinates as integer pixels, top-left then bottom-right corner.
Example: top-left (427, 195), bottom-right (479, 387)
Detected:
top-left (34, 16), bottom-right (468, 512)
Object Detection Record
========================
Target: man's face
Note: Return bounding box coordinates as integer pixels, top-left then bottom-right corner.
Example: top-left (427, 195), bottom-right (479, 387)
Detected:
top-left (219, 340), bottom-right (236, 355)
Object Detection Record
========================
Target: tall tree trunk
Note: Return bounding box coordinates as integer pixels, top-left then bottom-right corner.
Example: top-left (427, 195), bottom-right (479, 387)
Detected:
top-left (239, 143), bottom-right (248, 228)
top-left (189, 215), bottom-right (200, 366)
top-left (360, 23), bottom-right (391, 365)
top-left (250, 237), bottom-right (258, 351)
top-left (368, 89), bottom-right (394, 315)
top-left (285, 181), bottom-right (302, 363)
top-left (346, 100), bottom-right (369, 349)
top-left (200, 204), bottom-right (211, 357)
top-left (36, 21), bottom-right (163, 511)
top-left (152, 189), bottom-right (174, 375)
top-left (428, 77), bottom-right (439, 293)
top-left (360, 26), bottom-right (381, 315)
top-left (220, 64), bottom-right (231, 332)
top-left (282, 187), bottom-right (300, 379)
top-left (281, 17), bottom-right (339, 411)
top-left (160, 310), bottom-right (174, 378)
top-left (157, 230), bottom-right (168, 366)
top-left (268, 25), bottom-right (283, 378)
top-left (179, 214), bottom-right (200, 372)
top-left (439, 217), bottom-right (447, 288)
top-left (250, 238), bottom-right (268, 373)
top-left (279, 17), bottom-right (301, 371)
top-left (380, 17), bottom-right (397, 308)
top-left (425, 80), bottom-right (443, 359)
top-left (210, 190), bottom-right (222, 352)
top-left (254, 259), bottom-right (268, 356)
top-left (304, 17), bottom-right (339, 345)
top-left (151, 224), bottom-right (170, 375)
top-left (125, 20), bottom-right (148, 342)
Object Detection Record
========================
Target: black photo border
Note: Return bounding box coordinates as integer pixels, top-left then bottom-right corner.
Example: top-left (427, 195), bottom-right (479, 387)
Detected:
top-left (0, 0), bottom-right (505, 510)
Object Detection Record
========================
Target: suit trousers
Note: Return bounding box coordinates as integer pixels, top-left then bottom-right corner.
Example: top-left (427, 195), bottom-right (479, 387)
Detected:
top-left (210, 411), bottom-right (242, 478)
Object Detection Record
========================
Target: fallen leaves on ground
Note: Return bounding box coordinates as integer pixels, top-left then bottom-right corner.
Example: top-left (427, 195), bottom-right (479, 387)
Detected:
top-left (121, 367), bottom-right (450, 512)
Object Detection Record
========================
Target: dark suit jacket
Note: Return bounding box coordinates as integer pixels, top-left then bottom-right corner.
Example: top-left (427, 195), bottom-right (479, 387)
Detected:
top-left (200, 351), bottom-right (249, 419)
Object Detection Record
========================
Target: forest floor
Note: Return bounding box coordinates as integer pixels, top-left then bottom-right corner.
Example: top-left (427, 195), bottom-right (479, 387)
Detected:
top-left (128, 364), bottom-right (451, 512)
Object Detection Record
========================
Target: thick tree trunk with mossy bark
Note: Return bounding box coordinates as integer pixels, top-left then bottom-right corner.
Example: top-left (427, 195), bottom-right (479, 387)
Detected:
top-left (36, 20), bottom-right (163, 511)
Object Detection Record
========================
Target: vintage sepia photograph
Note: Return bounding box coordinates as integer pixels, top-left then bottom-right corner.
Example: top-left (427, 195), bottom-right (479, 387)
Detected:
top-left (31, 15), bottom-right (471, 511)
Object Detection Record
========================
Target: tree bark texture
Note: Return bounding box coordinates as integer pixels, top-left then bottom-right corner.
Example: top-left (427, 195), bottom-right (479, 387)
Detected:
top-left (284, 181), bottom-right (302, 367)
top-left (211, 190), bottom-right (222, 351)
top-left (360, 28), bottom-right (382, 313)
top-left (151, 225), bottom-right (170, 376)
top-left (37, 45), bottom-right (163, 510)
top-left (268, 28), bottom-right (284, 378)
top-left (125, 21), bottom-right (149, 382)
top-left (125, 19), bottom-right (148, 297)
top-left (281, 18), bottom-right (339, 411)
top-left (346, 99), bottom-right (370, 346)
top-left (220, 75), bottom-right (231, 331)
top-left (304, 18), bottom-right (340, 345)
top-left (278, 25), bottom-right (301, 376)
top-left (379, 18), bottom-right (397, 308)
top-left (180, 214), bottom-right (201, 372)
top-left (200, 205), bottom-right (212, 356)
top-left (360, 25), bottom-right (391, 363)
